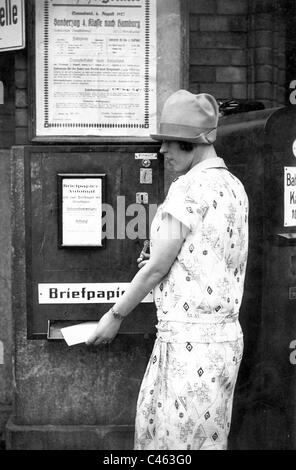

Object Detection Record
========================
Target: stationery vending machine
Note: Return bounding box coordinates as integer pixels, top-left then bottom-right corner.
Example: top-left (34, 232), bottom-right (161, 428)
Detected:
top-left (22, 144), bottom-right (163, 340)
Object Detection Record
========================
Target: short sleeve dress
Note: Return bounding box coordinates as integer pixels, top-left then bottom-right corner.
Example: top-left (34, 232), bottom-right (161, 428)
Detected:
top-left (134, 157), bottom-right (249, 450)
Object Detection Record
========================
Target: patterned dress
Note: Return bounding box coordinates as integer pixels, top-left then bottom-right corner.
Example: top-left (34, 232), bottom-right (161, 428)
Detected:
top-left (134, 157), bottom-right (249, 450)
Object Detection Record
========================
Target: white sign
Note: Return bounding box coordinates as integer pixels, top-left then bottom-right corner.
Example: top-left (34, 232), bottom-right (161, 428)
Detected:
top-left (293, 140), bottom-right (296, 158)
top-left (0, 0), bottom-right (25, 52)
top-left (38, 283), bottom-right (153, 303)
top-left (35, 0), bottom-right (156, 138)
top-left (0, 81), bottom-right (3, 104)
top-left (284, 167), bottom-right (296, 226)
top-left (62, 177), bottom-right (102, 246)
top-left (135, 153), bottom-right (157, 160)
top-left (0, 341), bottom-right (3, 365)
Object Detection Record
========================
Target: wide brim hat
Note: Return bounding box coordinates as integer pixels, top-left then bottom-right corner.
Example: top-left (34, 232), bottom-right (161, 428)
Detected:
top-left (151, 90), bottom-right (219, 144)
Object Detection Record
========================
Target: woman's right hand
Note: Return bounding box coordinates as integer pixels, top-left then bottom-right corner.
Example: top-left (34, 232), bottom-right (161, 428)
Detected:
top-left (137, 252), bottom-right (150, 269)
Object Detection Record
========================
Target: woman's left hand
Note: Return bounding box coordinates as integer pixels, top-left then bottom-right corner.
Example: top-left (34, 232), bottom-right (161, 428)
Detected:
top-left (137, 252), bottom-right (150, 269)
top-left (85, 310), bottom-right (122, 346)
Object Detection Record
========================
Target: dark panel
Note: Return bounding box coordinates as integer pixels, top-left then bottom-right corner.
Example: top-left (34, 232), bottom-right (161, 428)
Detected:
top-left (25, 145), bottom-right (163, 338)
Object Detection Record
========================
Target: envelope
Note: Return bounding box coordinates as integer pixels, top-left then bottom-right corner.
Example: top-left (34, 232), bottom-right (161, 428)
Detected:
top-left (61, 322), bottom-right (98, 346)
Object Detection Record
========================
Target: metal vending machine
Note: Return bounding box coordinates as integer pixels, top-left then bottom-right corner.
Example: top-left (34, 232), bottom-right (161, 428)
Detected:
top-left (216, 106), bottom-right (296, 450)
top-left (23, 145), bottom-right (163, 341)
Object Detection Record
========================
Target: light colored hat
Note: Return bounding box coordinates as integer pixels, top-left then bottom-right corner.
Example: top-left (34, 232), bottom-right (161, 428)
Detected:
top-left (151, 90), bottom-right (219, 144)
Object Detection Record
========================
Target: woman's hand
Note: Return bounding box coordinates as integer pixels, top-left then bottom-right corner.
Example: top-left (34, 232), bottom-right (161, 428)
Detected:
top-left (137, 252), bottom-right (150, 269)
top-left (85, 310), bottom-right (123, 346)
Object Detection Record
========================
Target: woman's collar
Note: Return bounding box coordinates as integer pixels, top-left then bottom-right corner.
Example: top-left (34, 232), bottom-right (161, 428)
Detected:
top-left (188, 156), bottom-right (227, 175)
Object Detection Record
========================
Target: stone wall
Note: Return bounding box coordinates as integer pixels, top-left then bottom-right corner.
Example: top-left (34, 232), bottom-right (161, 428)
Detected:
top-left (0, 54), bottom-right (15, 148)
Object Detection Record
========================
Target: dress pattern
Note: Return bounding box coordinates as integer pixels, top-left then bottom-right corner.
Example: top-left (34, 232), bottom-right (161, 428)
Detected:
top-left (134, 157), bottom-right (249, 450)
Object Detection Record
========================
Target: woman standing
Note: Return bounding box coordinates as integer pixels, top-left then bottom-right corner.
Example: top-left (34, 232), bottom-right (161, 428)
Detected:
top-left (86, 90), bottom-right (249, 450)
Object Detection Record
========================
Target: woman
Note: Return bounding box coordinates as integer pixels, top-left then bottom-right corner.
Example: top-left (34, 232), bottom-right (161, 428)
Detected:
top-left (86, 90), bottom-right (249, 450)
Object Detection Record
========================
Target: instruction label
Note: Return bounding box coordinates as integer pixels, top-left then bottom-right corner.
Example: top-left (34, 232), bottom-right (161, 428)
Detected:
top-left (284, 167), bottom-right (296, 226)
top-left (38, 283), bottom-right (153, 304)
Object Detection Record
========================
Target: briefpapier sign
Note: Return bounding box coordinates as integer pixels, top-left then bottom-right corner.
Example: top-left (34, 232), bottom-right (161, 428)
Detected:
top-left (59, 174), bottom-right (104, 247)
top-left (35, 0), bottom-right (157, 138)
top-left (284, 167), bottom-right (296, 226)
top-left (0, 0), bottom-right (25, 51)
top-left (38, 283), bottom-right (154, 303)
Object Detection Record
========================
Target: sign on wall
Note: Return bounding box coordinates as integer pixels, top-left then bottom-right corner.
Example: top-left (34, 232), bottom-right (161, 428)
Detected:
top-left (35, 0), bottom-right (157, 139)
top-left (284, 167), bottom-right (296, 226)
top-left (0, 0), bottom-right (25, 51)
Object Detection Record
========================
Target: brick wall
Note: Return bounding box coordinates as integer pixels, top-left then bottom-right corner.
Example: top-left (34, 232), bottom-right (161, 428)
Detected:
top-left (189, 0), bottom-right (287, 107)
top-left (14, 50), bottom-right (29, 145)
top-left (0, 54), bottom-right (15, 148)
top-left (248, 0), bottom-right (286, 107)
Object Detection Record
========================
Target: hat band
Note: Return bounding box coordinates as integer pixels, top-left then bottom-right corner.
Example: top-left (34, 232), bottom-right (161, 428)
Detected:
top-left (159, 122), bottom-right (215, 139)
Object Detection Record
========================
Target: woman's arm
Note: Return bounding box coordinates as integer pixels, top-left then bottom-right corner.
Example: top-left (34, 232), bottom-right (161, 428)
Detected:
top-left (86, 214), bottom-right (189, 345)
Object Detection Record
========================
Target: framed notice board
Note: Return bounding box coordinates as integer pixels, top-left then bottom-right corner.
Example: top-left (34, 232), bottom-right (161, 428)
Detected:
top-left (30, 0), bottom-right (157, 142)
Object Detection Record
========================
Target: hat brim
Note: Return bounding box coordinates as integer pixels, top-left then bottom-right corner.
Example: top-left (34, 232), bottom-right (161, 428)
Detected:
top-left (150, 133), bottom-right (198, 142)
top-left (150, 128), bottom-right (216, 144)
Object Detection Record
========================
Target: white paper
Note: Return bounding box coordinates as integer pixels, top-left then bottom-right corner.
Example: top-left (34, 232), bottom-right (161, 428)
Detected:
top-left (62, 178), bottom-right (102, 246)
top-left (61, 321), bottom-right (98, 346)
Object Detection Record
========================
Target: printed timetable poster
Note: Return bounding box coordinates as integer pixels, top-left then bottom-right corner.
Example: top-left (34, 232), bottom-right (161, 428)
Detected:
top-left (35, 0), bottom-right (156, 138)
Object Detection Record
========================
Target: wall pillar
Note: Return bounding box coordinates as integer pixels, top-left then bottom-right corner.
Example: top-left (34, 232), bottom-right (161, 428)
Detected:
top-left (0, 150), bottom-right (12, 448)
